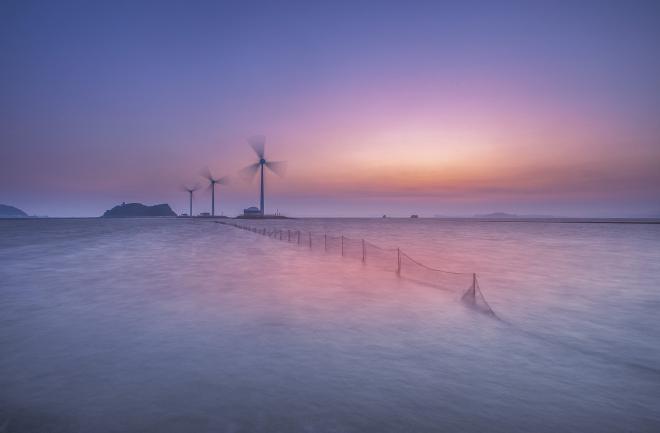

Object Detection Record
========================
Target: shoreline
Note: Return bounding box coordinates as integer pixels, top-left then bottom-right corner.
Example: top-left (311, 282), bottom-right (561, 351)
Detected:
top-left (1, 216), bottom-right (659, 224)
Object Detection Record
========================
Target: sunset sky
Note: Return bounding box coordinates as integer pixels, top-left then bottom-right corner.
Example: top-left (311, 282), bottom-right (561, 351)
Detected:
top-left (2, 0), bottom-right (659, 217)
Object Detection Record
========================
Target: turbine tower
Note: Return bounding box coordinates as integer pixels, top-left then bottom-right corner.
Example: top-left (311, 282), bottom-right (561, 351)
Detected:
top-left (201, 168), bottom-right (229, 216)
top-left (241, 135), bottom-right (286, 216)
top-left (182, 184), bottom-right (199, 216)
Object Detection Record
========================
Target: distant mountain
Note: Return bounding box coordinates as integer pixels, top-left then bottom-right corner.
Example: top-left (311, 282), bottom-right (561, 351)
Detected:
top-left (474, 212), bottom-right (557, 219)
top-left (102, 203), bottom-right (176, 217)
top-left (0, 204), bottom-right (28, 218)
top-left (474, 212), bottom-right (519, 218)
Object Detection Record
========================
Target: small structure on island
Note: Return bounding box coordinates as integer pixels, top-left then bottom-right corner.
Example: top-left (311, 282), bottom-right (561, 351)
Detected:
top-left (243, 206), bottom-right (261, 217)
top-left (410, 214), bottom-right (419, 219)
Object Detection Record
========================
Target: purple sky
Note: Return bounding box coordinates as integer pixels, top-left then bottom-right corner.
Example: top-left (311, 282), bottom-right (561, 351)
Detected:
top-left (1, 0), bottom-right (659, 217)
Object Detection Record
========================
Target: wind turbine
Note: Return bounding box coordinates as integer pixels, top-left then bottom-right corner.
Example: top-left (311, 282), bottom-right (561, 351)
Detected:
top-left (201, 168), bottom-right (229, 216)
top-left (240, 135), bottom-right (286, 216)
top-left (182, 184), bottom-right (199, 216)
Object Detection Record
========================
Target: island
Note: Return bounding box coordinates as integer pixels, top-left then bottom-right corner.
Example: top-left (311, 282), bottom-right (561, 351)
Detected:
top-left (0, 204), bottom-right (28, 218)
top-left (474, 212), bottom-right (557, 219)
top-left (102, 202), bottom-right (176, 218)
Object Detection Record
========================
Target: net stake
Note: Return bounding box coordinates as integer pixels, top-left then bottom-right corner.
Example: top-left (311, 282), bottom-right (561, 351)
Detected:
top-left (362, 239), bottom-right (366, 263)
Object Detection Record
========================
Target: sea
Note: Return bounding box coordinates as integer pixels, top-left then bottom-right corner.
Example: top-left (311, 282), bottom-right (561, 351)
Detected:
top-left (1, 217), bottom-right (659, 432)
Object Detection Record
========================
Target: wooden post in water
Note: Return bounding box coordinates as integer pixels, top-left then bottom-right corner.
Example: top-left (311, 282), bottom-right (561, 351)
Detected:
top-left (324, 234), bottom-right (327, 251)
top-left (297, 230), bottom-right (300, 245)
top-left (288, 230), bottom-right (290, 242)
top-left (341, 236), bottom-right (344, 256)
top-left (362, 239), bottom-right (366, 263)
top-left (396, 248), bottom-right (401, 275)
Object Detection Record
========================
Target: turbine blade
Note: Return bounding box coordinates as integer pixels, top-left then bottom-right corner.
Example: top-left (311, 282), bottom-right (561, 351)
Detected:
top-left (200, 166), bottom-right (214, 181)
top-left (248, 135), bottom-right (265, 159)
top-left (265, 160), bottom-right (287, 177)
top-left (182, 183), bottom-right (200, 193)
top-left (218, 176), bottom-right (231, 185)
top-left (239, 163), bottom-right (260, 182)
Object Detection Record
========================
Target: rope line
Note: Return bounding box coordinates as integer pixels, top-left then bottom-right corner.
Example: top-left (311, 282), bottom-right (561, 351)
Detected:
top-left (220, 221), bottom-right (496, 317)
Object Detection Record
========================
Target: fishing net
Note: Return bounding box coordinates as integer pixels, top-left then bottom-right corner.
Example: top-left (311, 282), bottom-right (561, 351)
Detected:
top-left (222, 222), bottom-right (496, 317)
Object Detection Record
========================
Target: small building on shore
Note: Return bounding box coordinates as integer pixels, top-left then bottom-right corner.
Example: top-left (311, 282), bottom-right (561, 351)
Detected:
top-left (243, 206), bottom-right (261, 217)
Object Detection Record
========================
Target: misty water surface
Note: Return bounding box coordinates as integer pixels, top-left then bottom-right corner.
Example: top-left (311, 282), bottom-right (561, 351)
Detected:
top-left (1, 218), bottom-right (659, 432)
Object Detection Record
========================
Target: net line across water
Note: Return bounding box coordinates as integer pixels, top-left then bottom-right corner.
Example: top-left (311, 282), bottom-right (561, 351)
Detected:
top-left (217, 223), bottom-right (660, 376)
top-left (220, 222), bottom-right (496, 317)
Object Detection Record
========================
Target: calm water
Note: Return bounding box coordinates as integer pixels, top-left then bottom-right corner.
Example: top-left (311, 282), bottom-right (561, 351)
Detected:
top-left (1, 218), bottom-right (659, 432)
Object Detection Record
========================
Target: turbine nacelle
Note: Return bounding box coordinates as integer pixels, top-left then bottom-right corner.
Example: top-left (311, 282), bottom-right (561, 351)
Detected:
top-left (182, 184), bottom-right (200, 194)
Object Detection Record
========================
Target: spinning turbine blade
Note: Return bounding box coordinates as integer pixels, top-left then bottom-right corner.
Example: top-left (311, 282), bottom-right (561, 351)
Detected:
top-left (248, 135), bottom-right (265, 159)
top-left (265, 160), bottom-right (287, 177)
top-left (240, 163), bottom-right (260, 182)
top-left (217, 176), bottom-right (231, 185)
top-left (181, 183), bottom-right (199, 193)
top-left (200, 167), bottom-right (215, 181)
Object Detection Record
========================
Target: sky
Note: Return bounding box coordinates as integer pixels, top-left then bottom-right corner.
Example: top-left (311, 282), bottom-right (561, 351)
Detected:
top-left (1, 0), bottom-right (659, 217)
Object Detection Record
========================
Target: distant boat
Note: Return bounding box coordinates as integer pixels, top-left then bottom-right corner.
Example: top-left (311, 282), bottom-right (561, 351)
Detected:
top-left (410, 214), bottom-right (419, 218)
top-left (382, 214), bottom-right (387, 218)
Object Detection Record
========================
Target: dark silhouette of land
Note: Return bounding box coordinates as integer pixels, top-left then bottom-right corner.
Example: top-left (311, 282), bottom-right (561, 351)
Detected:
top-left (102, 203), bottom-right (176, 217)
top-left (474, 212), bottom-right (558, 219)
top-left (0, 204), bottom-right (28, 218)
